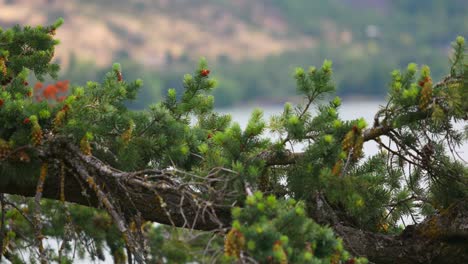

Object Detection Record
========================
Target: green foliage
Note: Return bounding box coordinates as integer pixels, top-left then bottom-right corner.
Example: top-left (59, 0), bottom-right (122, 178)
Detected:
top-left (0, 20), bottom-right (61, 82)
top-left (224, 192), bottom-right (367, 263)
top-left (280, 37), bottom-right (467, 231)
top-left (146, 225), bottom-right (225, 264)
top-left (0, 20), bottom-right (63, 182)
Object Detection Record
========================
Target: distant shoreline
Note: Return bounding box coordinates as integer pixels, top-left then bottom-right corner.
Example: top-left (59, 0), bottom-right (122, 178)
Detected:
top-left (219, 95), bottom-right (385, 109)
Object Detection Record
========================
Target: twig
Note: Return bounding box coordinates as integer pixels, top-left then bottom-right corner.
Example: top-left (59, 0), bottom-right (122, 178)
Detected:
top-left (0, 193), bottom-right (5, 261)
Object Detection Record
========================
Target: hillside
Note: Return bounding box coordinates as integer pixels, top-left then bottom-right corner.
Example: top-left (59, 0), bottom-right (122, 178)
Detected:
top-left (1, 0), bottom-right (466, 107)
top-left (0, 0), bottom-right (316, 67)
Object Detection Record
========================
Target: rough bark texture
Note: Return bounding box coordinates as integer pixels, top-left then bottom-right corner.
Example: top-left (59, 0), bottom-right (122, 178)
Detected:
top-left (0, 137), bottom-right (466, 263)
top-left (1, 137), bottom-right (231, 231)
top-left (307, 193), bottom-right (468, 263)
top-left (337, 206), bottom-right (467, 263)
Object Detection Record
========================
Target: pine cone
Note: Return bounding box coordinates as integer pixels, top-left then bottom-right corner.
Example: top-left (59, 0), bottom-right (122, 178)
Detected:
top-left (342, 126), bottom-right (363, 161)
top-left (0, 57), bottom-right (6, 77)
top-left (419, 77), bottom-right (433, 111)
top-left (80, 136), bottom-right (92, 156)
top-left (224, 228), bottom-right (245, 259)
top-left (53, 109), bottom-right (66, 129)
top-left (116, 71), bottom-right (123, 82)
top-left (31, 124), bottom-right (43, 146)
top-left (272, 241), bottom-right (287, 264)
top-left (332, 160), bottom-right (343, 176)
top-left (121, 126), bottom-right (133, 145)
top-left (342, 129), bottom-right (356, 153)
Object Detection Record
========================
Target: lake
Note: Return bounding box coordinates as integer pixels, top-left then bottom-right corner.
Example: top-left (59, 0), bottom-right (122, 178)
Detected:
top-left (218, 99), bottom-right (467, 160)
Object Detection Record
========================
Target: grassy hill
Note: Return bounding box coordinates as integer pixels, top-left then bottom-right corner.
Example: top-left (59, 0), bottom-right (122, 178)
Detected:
top-left (0, 0), bottom-right (315, 67)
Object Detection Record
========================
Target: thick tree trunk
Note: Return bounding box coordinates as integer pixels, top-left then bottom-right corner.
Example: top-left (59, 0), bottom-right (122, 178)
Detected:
top-left (0, 137), bottom-right (466, 263)
top-left (1, 137), bottom-right (232, 231)
top-left (309, 193), bottom-right (468, 263)
top-left (335, 208), bottom-right (468, 264)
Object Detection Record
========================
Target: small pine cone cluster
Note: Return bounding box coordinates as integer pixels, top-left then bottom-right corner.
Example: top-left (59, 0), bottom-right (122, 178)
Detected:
top-left (342, 128), bottom-right (356, 153)
top-left (331, 160), bottom-right (343, 176)
top-left (331, 252), bottom-right (342, 264)
top-left (342, 126), bottom-right (364, 161)
top-left (224, 228), bottom-right (245, 259)
top-left (200, 69), bottom-right (210, 77)
top-left (1, 235), bottom-right (9, 255)
top-left (353, 137), bottom-right (364, 160)
top-left (116, 70), bottom-right (123, 82)
top-left (0, 139), bottom-right (12, 160)
top-left (121, 125), bottom-right (134, 145)
top-left (80, 136), bottom-right (92, 156)
top-left (272, 241), bottom-right (287, 264)
top-left (419, 77), bottom-right (433, 111)
top-left (53, 107), bottom-right (68, 129)
top-left (121, 121), bottom-right (135, 146)
top-left (31, 123), bottom-right (43, 146)
top-left (0, 57), bottom-right (6, 77)
top-left (421, 143), bottom-right (434, 168)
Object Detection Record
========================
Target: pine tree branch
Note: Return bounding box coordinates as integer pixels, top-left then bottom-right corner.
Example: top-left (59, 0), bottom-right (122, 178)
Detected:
top-left (0, 136), bottom-right (233, 231)
top-left (0, 135), bottom-right (465, 263)
top-left (318, 193), bottom-right (468, 263)
top-left (264, 124), bottom-right (392, 166)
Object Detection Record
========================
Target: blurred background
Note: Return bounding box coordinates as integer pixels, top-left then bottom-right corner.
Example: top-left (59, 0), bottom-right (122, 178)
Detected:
top-left (0, 0), bottom-right (466, 108)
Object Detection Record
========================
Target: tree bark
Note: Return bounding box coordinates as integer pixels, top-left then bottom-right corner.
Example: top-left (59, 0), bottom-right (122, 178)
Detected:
top-left (308, 193), bottom-right (468, 263)
top-left (335, 199), bottom-right (468, 263)
top-left (0, 137), bottom-right (231, 231)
